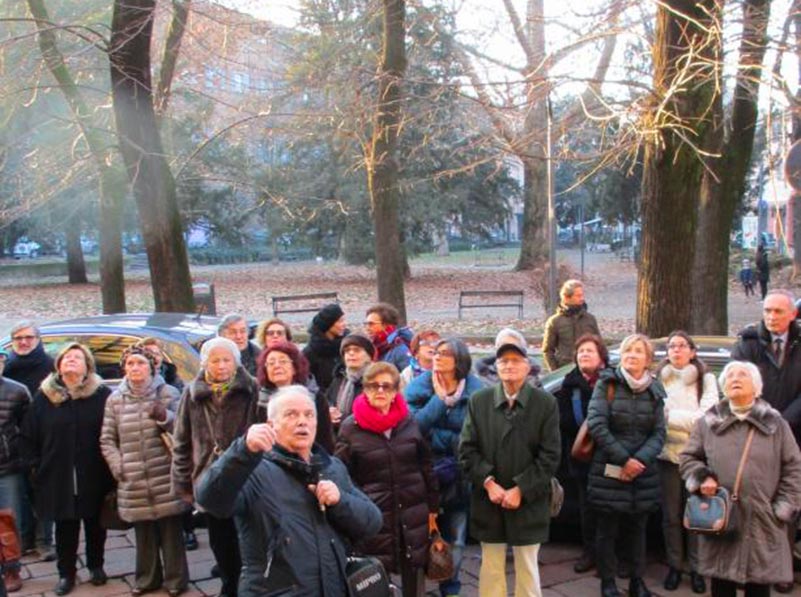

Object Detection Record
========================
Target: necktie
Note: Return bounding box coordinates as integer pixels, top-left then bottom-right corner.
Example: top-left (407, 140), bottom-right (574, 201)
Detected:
top-left (774, 338), bottom-right (784, 366)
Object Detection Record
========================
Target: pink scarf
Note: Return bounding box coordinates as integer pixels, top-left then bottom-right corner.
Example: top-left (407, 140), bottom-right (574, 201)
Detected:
top-left (352, 393), bottom-right (409, 434)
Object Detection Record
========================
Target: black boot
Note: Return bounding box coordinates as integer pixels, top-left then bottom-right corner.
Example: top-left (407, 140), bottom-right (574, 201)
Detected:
top-left (54, 577), bottom-right (75, 596)
top-left (629, 577), bottom-right (652, 597)
top-left (663, 567), bottom-right (681, 591)
top-left (601, 578), bottom-right (621, 597)
top-left (690, 572), bottom-right (706, 594)
top-left (574, 550), bottom-right (596, 573)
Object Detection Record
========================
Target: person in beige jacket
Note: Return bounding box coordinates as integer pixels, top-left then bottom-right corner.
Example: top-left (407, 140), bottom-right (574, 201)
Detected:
top-left (655, 331), bottom-right (718, 594)
top-left (100, 346), bottom-right (188, 596)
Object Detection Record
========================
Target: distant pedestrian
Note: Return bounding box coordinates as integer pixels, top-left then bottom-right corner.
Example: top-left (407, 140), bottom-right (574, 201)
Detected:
top-left (739, 259), bottom-right (755, 297)
top-left (363, 303), bottom-right (413, 371)
top-left (303, 303), bottom-right (347, 394)
top-left (460, 333), bottom-right (560, 597)
top-left (756, 243), bottom-right (770, 300)
top-left (542, 280), bottom-right (601, 371)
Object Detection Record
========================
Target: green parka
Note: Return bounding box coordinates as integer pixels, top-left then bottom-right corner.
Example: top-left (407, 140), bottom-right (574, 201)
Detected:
top-left (459, 383), bottom-right (560, 545)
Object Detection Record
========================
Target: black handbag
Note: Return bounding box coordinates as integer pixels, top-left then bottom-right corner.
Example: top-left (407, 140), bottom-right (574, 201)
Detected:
top-left (683, 428), bottom-right (755, 536)
top-left (99, 489), bottom-right (132, 531)
top-left (346, 556), bottom-right (391, 597)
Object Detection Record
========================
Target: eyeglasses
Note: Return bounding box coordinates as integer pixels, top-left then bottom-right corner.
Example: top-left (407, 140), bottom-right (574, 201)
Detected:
top-left (266, 359), bottom-right (292, 367)
top-left (497, 358), bottom-right (527, 367)
top-left (11, 335), bottom-right (36, 342)
top-left (435, 350), bottom-right (454, 358)
top-left (362, 320), bottom-right (383, 328)
top-left (265, 329), bottom-right (286, 337)
top-left (667, 343), bottom-right (690, 350)
top-left (364, 382), bottom-right (397, 392)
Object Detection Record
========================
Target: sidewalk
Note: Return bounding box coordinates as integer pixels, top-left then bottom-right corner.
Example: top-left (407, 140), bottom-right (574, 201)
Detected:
top-left (17, 529), bottom-right (798, 596)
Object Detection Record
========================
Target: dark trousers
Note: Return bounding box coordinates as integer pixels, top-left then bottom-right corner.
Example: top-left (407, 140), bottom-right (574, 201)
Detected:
top-left (573, 466), bottom-right (596, 556)
top-left (133, 515), bottom-right (189, 592)
top-left (55, 517), bottom-right (106, 579)
top-left (659, 460), bottom-right (698, 571)
top-left (206, 513), bottom-right (240, 596)
top-left (596, 510), bottom-right (648, 581)
top-left (759, 279), bottom-right (768, 300)
top-left (711, 577), bottom-right (770, 597)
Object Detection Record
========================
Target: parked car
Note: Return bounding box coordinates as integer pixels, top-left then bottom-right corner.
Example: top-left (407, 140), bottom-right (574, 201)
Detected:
top-left (541, 335), bottom-right (735, 528)
top-left (12, 239), bottom-right (41, 259)
top-left (0, 313), bottom-right (230, 385)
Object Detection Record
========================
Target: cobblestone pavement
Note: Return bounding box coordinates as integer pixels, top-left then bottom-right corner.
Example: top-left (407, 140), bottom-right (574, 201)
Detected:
top-left (13, 529), bottom-right (801, 596)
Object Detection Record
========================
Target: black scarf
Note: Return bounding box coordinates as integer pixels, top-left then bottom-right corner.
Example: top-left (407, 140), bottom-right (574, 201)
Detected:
top-left (5, 343), bottom-right (53, 396)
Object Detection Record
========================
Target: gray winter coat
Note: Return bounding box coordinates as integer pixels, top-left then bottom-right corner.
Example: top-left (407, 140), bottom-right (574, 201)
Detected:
top-left (679, 398), bottom-right (801, 585)
top-left (100, 376), bottom-right (186, 523)
top-left (586, 367), bottom-right (666, 513)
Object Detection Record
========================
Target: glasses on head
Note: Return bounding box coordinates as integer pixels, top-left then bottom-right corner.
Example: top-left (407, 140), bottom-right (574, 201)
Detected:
top-left (419, 340), bottom-right (440, 348)
top-left (667, 343), bottom-right (690, 350)
top-left (266, 358), bottom-right (292, 367)
top-left (11, 335), bottom-right (36, 342)
top-left (364, 382), bottom-right (397, 392)
top-left (265, 329), bottom-right (286, 337)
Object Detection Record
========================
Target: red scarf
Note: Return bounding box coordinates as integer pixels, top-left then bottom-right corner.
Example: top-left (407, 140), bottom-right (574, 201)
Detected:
top-left (370, 325), bottom-right (397, 356)
top-left (352, 392), bottom-right (409, 434)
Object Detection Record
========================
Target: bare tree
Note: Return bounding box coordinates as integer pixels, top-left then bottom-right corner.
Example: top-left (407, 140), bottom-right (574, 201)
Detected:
top-left (368, 0), bottom-right (408, 322)
top-left (110, 0), bottom-right (194, 312)
top-left (637, 0), bottom-right (721, 336)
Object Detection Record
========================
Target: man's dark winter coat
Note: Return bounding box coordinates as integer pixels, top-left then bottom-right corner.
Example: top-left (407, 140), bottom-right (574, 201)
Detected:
top-left (0, 377), bottom-right (30, 476)
top-left (5, 343), bottom-right (54, 398)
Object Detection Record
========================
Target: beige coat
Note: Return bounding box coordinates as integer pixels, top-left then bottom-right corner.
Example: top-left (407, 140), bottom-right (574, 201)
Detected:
top-left (100, 376), bottom-right (186, 523)
top-left (679, 398), bottom-right (801, 585)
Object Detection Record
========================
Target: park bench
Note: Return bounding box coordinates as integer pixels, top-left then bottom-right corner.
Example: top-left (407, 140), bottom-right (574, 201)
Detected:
top-left (272, 291), bottom-right (339, 317)
top-left (458, 290), bottom-right (524, 320)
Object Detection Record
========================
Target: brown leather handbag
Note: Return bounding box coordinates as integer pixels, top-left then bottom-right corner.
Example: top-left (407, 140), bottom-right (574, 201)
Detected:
top-left (571, 381), bottom-right (614, 463)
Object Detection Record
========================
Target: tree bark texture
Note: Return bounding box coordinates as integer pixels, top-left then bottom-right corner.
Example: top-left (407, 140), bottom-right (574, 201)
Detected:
top-left (691, 0), bottom-right (769, 333)
top-left (27, 0), bottom-right (126, 312)
top-left (64, 217), bottom-right (88, 284)
top-left (154, 0), bottom-right (191, 118)
top-left (637, 0), bottom-right (720, 336)
top-left (368, 0), bottom-right (408, 323)
top-left (110, 0), bottom-right (194, 313)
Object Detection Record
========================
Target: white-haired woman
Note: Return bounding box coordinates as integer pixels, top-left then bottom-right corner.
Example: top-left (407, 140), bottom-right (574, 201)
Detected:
top-left (680, 361), bottom-right (801, 597)
top-left (171, 337), bottom-right (259, 597)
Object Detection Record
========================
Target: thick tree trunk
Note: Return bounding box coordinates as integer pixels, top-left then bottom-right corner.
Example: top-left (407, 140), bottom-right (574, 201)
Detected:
top-left (28, 0), bottom-right (126, 312)
top-left (515, 155), bottom-right (548, 269)
top-left (692, 0), bottom-right (769, 333)
top-left (637, 0), bottom-right (720, 336)
top-left (368, 0), bottom-right (407, 323)
top-left (64, 219), bottom-right (88, 284)
top-left (110, 0), bottom-right (194, 313)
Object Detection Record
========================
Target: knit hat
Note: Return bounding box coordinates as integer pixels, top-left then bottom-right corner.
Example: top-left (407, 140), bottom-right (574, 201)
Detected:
top-left (120, 345), bottom-right (157, 375)
top-left (340, 333), bottom-right (376, 360)
top-left (312, 303), bottom-right (344, 333)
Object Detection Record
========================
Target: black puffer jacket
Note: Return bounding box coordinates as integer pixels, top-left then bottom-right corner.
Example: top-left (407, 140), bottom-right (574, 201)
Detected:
top-left (586, 367), bottom-right (666, 513)
top-left (197, 438), bottom-right (382, 597)
top-left (335, 413), bottom-right (438, 572)
top-left (0, 377), bottom-right (30, 476)
top-left (731, 321), bottom-right (801, 443)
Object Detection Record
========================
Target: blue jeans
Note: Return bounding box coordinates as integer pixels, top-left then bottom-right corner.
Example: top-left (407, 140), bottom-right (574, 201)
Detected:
top-left (438, 506), bottom-right (467, 596)
top-left (0, 473), bottom-right (25, 570)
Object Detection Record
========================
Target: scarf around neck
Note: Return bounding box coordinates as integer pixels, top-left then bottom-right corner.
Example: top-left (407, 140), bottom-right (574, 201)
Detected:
top-left (352, 393), bottom-right (409, 434)
top-left (619, 366), bottom-right (652, 394)
top-left (371, 325), bottom-right (397, 356)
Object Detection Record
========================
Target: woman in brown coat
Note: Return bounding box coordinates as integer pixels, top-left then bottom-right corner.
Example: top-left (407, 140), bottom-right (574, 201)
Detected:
top-left (335, 362), bottom-right (439, 597)
top-left (100, 346), bottom-right (188, 596)
top-left (680, 361), bottom-right (801, 597)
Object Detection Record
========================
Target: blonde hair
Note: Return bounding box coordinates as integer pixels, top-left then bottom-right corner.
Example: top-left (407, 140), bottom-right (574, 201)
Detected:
top-left (619, 333), bottom-right (654, 363)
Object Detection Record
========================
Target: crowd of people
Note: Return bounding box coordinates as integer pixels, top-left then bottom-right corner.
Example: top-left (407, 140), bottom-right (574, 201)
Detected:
top-left (0, 278), bottom-right (798, 597)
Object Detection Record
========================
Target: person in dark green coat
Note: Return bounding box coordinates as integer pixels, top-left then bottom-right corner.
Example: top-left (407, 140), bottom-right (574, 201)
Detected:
top-left (587, 333), bottom-right (666, 597)
top-left (459, 332), bottom-right (560, 597)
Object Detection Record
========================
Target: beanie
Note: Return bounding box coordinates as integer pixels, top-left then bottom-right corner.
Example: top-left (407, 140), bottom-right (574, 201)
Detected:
top-left (312, 303), bottom-right (344, 334)
top-left (340, 333), bottom-right (376, 360)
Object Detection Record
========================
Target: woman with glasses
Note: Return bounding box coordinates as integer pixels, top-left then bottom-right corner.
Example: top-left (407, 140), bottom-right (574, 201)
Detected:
top-left (335, 362), bottom-right (438, 597)
top-left (405, 338), bottom-right (484, 597)
top-left (587, 333), bottom-right (666, 597)
top-left (656, 331), bottom-right (718, 594)
top-left (256, 341), bottom-right (333, 452)
top-left (254, 318), bottom-right (294, 350)
top-left (399, 330), bottom-right (441, 392)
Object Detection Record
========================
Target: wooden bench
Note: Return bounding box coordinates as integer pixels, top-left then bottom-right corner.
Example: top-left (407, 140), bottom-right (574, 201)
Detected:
top-left (272, 292), bottom-right (339, 317)
top-left (458, 290), bottom-right (524, 320)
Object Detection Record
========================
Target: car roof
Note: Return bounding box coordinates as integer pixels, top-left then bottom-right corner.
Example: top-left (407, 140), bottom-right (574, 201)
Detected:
top-left (33, 313), bottom-right (220, 349)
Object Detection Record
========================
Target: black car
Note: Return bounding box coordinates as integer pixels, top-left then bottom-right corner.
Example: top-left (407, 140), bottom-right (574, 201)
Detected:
top-left (1, 313), bottom-right (225, 385)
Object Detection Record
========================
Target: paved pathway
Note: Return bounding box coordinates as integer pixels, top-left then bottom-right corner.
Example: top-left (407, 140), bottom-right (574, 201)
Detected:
top-left (13, 529), bottom-right (801, 596)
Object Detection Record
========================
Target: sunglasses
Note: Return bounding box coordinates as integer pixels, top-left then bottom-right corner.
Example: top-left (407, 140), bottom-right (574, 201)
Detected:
top-left (364, 382), bottom-right (397, 392)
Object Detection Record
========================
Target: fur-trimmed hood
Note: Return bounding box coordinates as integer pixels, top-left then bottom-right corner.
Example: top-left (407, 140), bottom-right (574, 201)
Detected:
top-left (705, 397), bottom-right (783, 436)
top-left (40, 372), bottom-right (104, 405)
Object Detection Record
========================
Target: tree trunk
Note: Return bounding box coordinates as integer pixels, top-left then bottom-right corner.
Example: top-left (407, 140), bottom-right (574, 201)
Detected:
top-left (154, 0), bottom-right (191, 118)
top-left (637, 0), bottom-right (720, 336)
top-left (64, 219), bottom-right (88, 284)
top-left (691, 0), bottom-right (769, 333)
top-left (515, 155), bottom-right (549, 269)
top-left (792, 5), bottom-right (801, 277)
top-left (27, 0), bottom-right (126, 312)
top-left (110, 0), bottom-right (194, 313)
top-left (368, 0), bottom-right (408, 323)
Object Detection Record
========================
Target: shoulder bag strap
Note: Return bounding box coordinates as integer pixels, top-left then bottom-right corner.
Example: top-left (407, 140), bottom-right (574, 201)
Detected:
top-left (202, 403), bottom-right (223, 457)
top-left (732, 427), bottom-right (756, 501)
top-left (606, 380), bottom-right (615, 403)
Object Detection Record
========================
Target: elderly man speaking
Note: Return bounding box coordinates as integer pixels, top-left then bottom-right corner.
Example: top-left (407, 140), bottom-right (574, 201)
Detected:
top-left (196, 385), bottom-right (382, 596)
